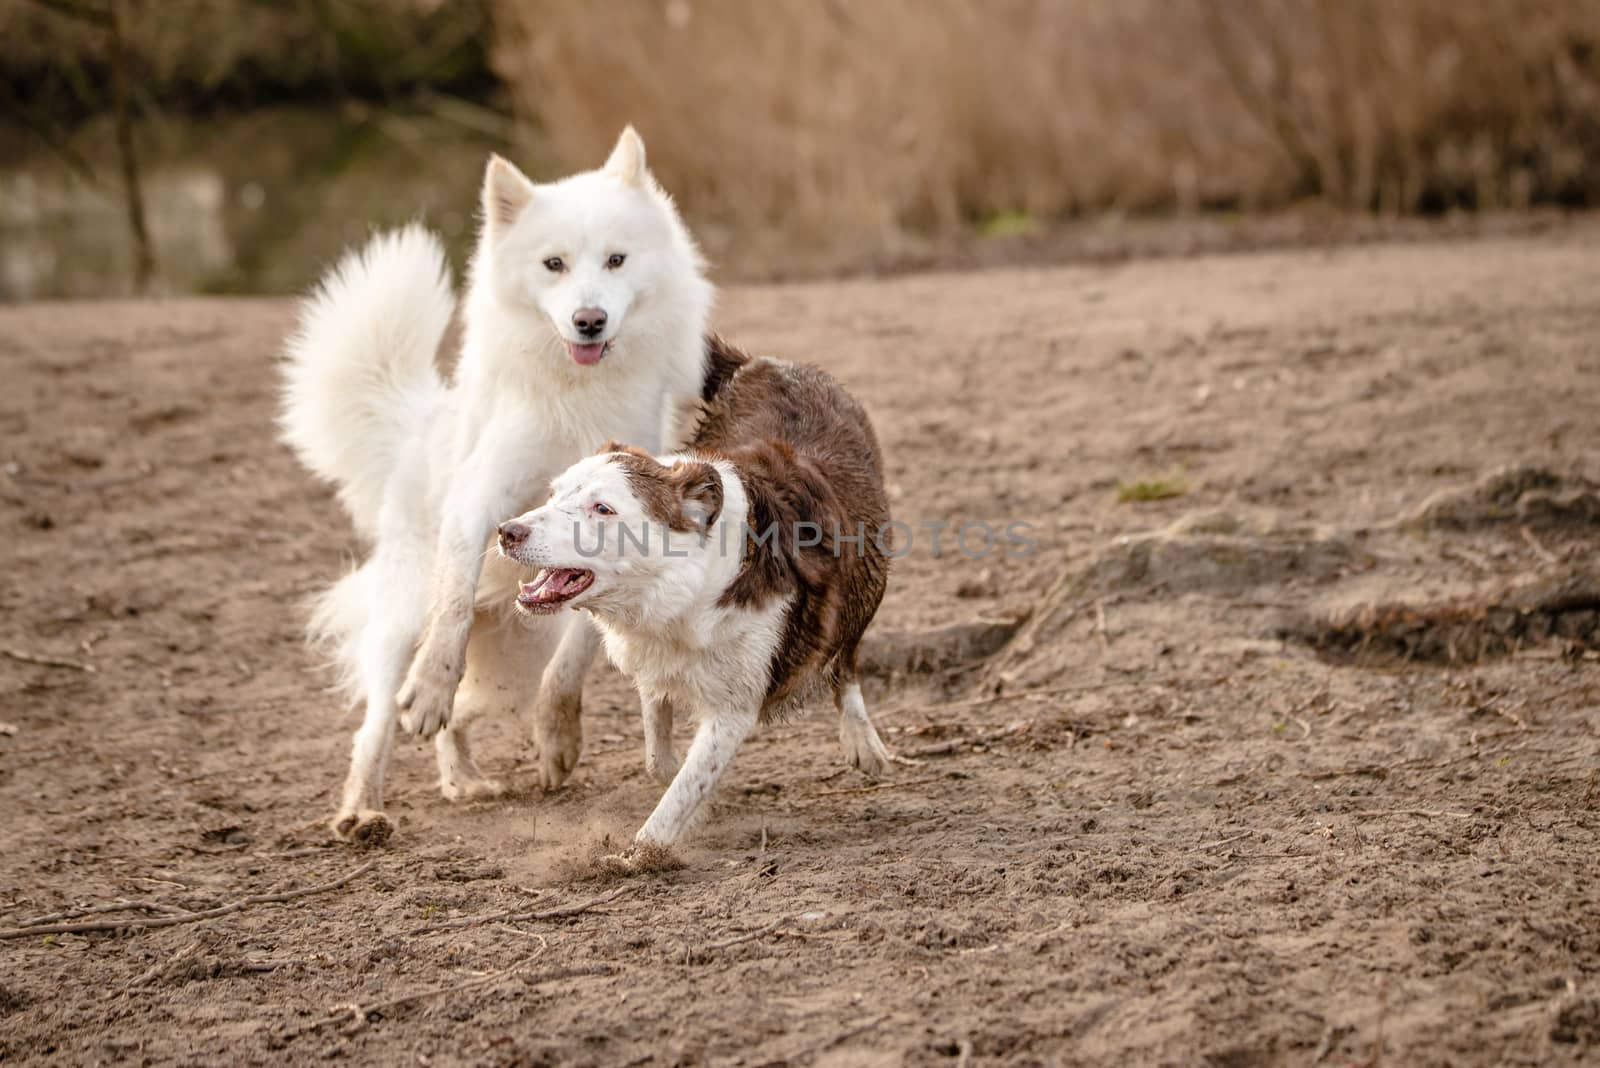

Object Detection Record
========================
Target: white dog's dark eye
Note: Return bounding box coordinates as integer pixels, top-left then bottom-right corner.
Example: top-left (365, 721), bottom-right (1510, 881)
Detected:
top-left (594, 502), bottom-right (615, 516)
top-left (606, 253), bottom-right (626, 269)
top-left (543, 257), bottom-right (564, 272)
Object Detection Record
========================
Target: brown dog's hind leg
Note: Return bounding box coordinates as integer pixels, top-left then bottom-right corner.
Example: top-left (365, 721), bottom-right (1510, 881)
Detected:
top-left (831, 644), bottom-right (894, 778)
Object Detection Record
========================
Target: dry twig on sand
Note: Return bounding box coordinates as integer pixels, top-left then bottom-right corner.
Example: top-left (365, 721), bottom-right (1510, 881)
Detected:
top-left (1349, 808), bottom-right (1473, 820)
top-left (902, 721), bottom-right (1034, 758)
top-left (279, 961), bottom-right (612, 1042)
top-left (752, 1013), bottom-right (892, 1068)
top-left (920, 680), bottom-right (1138, 715)
top-left (699, 916), bottom-right (789, 956)
top-left (689, 914), bottom-right (847, 962)
top-left (1197, 830), bottom-right (1253, 850)
top-left (983, 568), bottom-right (1077, 684)
top-left (406, 886), bottom-right (632, 936)
top-left (1520, 524), bottom-right (1560, 565)
top-left (1352, 976), bottom-right (1389, 1067)
top-left (811, 776), bottom-right (943, 798)
top-left (1298, 765), bottom-right (1390, 781)
top-left (4, 647), bottom-right (96, 673)
top-left (12, 898), bottom-right (189, 927)
top-left (0, 861), bottom-right (376, 940)
top-left (115, 939), bottom-right (208, 997)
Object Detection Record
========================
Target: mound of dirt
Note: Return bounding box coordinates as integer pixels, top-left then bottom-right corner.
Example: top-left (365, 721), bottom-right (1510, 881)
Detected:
top-left (985, 513), bottom-right (1358, 682)
top-left (860, 616), bottom-right (1023, 679)
top-left (1401, 464), bottom-right (1600, 530)
top-left (1286, 569), bottom-right (1600, 665)
top-left (1082, 523), bottom-right (1357, 596)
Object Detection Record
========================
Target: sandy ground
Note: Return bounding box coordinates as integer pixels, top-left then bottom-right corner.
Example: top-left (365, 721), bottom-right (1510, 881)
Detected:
top-left (3, 228), bottom-right (1600, 1066)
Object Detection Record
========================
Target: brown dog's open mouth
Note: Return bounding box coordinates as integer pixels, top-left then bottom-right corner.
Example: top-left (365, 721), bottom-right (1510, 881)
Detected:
top-left (516, 568), bottom-right (595, 612)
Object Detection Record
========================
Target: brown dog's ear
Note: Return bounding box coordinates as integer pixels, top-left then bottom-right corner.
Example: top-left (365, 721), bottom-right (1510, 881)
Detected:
top-left (598, 438), bottom-right (654, 460)
top-left (669, 460), bottom-right (723, 532)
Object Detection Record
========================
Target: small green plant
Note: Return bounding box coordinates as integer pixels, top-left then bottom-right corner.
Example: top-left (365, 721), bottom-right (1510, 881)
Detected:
top-left (422, 903), bottom-right (439, 919)
top-left (980, 210), bottom-right (1041, 239)
top-left (1116, 470), bottom-right (1188, 503)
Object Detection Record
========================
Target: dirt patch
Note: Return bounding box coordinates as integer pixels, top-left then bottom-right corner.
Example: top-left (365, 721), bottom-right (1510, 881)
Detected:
top-left (3, 231), bottom-right (1600, 1066)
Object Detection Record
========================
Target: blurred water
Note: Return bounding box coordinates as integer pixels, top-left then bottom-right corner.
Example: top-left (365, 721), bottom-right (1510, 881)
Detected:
top-left (0, 106), bottom-right (505, 300)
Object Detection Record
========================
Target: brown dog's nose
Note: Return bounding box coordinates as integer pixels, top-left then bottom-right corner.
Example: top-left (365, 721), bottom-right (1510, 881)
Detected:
top-left (498, 521), bottom-right (530, 549)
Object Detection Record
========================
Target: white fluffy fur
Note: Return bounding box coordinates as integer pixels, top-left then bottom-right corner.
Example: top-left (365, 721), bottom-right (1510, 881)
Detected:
top-left (280, 128), bottom-right (713, 841)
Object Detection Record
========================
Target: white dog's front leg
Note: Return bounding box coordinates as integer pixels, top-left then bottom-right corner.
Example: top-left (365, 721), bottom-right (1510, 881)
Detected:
top-left (399, 425), bottom-right (532, 739)
top-left (397, 570), bottom-right (478, 740)
top-left (636, 706), bottom-right (758, 848)
top-left (642, 693), bottom-right (679, 785)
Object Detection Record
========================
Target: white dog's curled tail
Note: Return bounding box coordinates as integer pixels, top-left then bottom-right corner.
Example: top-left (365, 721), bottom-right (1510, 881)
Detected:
top-left (280, 224), bottom-right (453, 538)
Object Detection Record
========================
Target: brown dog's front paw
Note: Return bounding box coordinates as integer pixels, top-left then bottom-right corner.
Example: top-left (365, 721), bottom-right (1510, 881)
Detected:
top-left (839, 716), bottom-right (894, 778)
top-left (599, 839), bottom-right (680, 876)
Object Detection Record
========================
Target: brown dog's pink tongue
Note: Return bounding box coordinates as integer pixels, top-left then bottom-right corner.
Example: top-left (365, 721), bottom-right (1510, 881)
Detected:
top-left (520, 569), bottom-right (554, 598)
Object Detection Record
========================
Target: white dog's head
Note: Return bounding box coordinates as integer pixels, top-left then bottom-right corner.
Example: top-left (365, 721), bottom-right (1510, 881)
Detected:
top-left (496, 443), bottom-right (728, 621)
top-left (472, 128), bottom-right (709, 375)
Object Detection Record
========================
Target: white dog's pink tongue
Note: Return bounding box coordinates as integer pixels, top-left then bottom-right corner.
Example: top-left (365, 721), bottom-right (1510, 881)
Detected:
top-left (567, 340), bottom-right (607, 366)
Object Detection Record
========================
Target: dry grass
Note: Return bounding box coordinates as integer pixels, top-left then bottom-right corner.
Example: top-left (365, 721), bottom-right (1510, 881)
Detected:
top-left (495, 0), bottom-right (1600, 270)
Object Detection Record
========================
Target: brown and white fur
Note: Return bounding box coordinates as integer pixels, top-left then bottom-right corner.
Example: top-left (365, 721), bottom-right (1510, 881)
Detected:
top-left (496, 339), bottom-right (895, 848)
top-left (280, 129), bottom-right (712, 842)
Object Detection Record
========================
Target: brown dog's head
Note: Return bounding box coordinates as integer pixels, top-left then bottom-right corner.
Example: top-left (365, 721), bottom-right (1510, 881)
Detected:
top-left (494, 443), bottom-right (726, 617)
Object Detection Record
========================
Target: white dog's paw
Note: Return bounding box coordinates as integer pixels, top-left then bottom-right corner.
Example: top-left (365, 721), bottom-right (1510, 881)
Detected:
top-left (438, 774), bottom-right (507, 802)
top-left (537, 735), bottom-right (580, 790)
top-left (331, 808), bottom-right (394, 846)
top-left (397, 661), bottom-right (457, 740)
top-left (646, 748), bottom-right (680, 786)
top-left (533, 691), bottom-right (583, 789)
top-left (840, 717), bottom-right (895, 779)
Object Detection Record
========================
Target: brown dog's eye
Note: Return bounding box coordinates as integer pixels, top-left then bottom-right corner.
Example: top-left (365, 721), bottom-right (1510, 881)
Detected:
top-left (594, 502), bottom-right (615, 516)
top-left (543, 257), bottom-right (564, 272)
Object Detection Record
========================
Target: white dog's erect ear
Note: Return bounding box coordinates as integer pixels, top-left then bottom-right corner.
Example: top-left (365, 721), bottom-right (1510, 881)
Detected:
top-left (483, 154), bottom-right (535, 236)
top-left (602, 126), bottom-right (648, 186)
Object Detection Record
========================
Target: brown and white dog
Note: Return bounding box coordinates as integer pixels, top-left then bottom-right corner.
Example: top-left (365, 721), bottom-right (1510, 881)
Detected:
top-left (495, 338), bottom-right (896, 848)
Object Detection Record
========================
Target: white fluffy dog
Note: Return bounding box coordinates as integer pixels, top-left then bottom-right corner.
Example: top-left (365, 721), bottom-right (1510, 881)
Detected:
top-left (280, 129), bottom-right (712, 842)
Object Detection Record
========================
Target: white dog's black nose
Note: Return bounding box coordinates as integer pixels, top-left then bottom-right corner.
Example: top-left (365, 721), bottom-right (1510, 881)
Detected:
top-left (498, 521), bottom-right (530, 549)
top-left (573, 307), bottom-right (607, 339)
